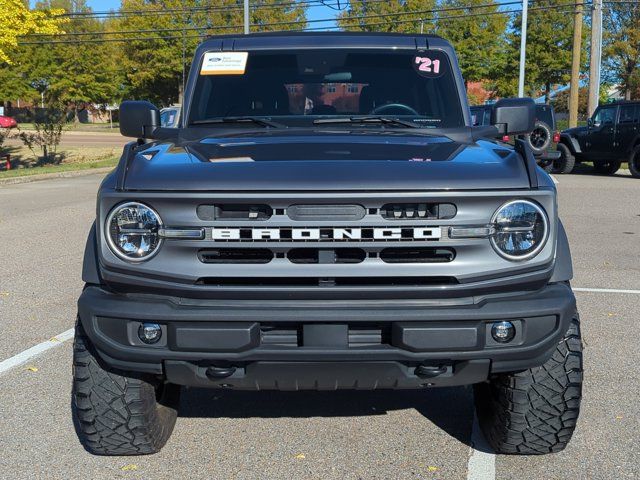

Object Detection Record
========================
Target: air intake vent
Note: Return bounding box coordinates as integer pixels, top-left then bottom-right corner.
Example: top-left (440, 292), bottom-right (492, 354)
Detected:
top-left (381, 203), bottom-right (456, 220)
top-left (260, 323), bottom-right (389, 348)
top-left (198, 248), bottom-right (273, 264)
top-left (197, 204), bottom-right (272, 221)
top-left (288, 248), bottom-right (366, 264)
top-left (380, 247), bottom-right (455, 264)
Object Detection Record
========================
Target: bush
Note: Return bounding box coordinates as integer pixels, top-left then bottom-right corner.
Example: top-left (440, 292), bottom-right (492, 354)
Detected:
top-left (18, 107), bottom-right (66, 165)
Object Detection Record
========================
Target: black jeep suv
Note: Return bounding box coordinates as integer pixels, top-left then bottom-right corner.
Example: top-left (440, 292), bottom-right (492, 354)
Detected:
top-left (559, 100), bottom-right (640, 177)
top-left (72, 32), bottom-right (582, 456)
top-left (471, 103), bottom-right (560, 171)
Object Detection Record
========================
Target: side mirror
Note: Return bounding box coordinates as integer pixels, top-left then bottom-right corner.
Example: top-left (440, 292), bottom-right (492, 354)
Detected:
top-left (491, 97), bottom-right (536, 136)
top-left (587, 118), bottom-right (593, 128)
top-left (119, 101), bottom-right (160, 139)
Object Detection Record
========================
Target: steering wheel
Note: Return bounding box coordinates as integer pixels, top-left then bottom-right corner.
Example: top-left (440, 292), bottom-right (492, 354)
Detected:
top-left (370, 103), bottom-right (419, 116)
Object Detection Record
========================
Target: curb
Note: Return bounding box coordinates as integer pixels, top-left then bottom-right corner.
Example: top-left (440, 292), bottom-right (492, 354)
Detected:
top-left (0, 167), bottom-right (114, 186)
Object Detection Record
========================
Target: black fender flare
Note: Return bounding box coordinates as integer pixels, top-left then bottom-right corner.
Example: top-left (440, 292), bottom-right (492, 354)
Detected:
top-left (559, 134), bottom-right (581, 155)
top-left (550, 220), bottom-right (573, 283)
top-left (82, 222), bottom-right (101, 285)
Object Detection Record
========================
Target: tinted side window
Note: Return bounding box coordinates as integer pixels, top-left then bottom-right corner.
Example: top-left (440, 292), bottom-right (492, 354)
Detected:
top-left (593, 107), bottom-right (616, 126)
top-left (619, 105), bottom-right (638, 124)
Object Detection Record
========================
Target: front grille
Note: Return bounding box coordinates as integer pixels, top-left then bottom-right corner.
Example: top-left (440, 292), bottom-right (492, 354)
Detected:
top-left (197, 247), bottom-right (454, 265)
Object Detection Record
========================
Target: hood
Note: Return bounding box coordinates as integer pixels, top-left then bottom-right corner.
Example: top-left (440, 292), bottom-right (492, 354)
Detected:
top-left (123, 130), bottom-right (531, 191)
top-left (562, 126), bottom-right (588, 136)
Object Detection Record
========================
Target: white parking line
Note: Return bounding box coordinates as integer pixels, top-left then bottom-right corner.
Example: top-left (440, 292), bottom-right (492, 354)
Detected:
top-left (467, 411), bottom-right (496, 480)
top-left (0, 328), bottom-right (74, 376)
top-left (574, 287), bottom-right (640, 294)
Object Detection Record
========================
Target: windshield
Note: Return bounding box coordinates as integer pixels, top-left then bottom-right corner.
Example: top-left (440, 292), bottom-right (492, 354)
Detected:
top-left (188, 49), bottom-right (464, 129)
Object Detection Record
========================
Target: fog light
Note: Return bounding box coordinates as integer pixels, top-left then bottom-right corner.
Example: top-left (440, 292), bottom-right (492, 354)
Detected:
top-left (491, 321), bottom-right (515, 343)
top-left (138, 323), bottom-right (162, 344)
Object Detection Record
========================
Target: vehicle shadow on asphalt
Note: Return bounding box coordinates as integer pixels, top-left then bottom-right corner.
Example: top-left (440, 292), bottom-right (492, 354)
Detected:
top-left (179, 386), bottom-right (476, 448)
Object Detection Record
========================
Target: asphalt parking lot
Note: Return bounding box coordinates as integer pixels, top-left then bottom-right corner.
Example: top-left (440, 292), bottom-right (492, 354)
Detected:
top-left (0, 170), bottom-right (638, 479)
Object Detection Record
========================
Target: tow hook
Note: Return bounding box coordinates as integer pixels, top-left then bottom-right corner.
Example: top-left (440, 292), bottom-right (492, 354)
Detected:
top-left (205, 366), bottom-right (236, 379)
top-left (415, 365), bottom-right (448, 379)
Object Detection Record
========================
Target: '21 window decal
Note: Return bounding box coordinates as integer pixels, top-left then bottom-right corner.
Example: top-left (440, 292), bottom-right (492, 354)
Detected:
top-left (413, 52), bottom-right (446, 78)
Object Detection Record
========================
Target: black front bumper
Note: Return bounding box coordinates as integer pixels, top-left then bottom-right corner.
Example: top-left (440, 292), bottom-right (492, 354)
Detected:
top-left (77, 283), bottom-right (576, 390)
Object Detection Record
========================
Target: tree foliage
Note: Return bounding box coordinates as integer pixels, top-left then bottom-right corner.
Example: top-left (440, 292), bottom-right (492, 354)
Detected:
top-left (0, 0), bottom-right (66, 64)
top-left (603, 2), bottom-right (640, 100)
top-left (435, 0), bottom-right (507, 85)
top-left (494, 0), bottom-right (586, 101)
top-left (337, 0), bottom-right (437, 34)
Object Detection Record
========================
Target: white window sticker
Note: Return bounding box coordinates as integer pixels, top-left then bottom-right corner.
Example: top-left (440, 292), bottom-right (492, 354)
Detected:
top-left (201, 51), bottom-right (248, 75)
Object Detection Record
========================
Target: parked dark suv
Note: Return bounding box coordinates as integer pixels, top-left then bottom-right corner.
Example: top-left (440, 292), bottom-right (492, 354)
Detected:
top-left (471, 103), bottom-right (560, 171)
top-left (559, 101), bottom-right (640, 177)
top-left (72, 32), bottom-right (582, 457)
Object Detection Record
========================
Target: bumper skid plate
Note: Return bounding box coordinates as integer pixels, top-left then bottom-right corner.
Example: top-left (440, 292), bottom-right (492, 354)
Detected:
top-left (164, 360), bottom-right (491, 390)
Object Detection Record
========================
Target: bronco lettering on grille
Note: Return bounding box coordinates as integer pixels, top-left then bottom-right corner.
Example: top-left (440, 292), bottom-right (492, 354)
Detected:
top-left (210, 227), bottom-right (442, 241)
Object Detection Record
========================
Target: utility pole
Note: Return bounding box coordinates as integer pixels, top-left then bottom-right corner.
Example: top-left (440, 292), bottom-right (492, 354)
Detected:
top-left (517, 0), bottom-right (528, 97)
top-left (587, 0), bottom-right (603, 117)
top-left (244, 0), bottom-right (250, 34)
top-left (569, 0), bottom-right (583, 128)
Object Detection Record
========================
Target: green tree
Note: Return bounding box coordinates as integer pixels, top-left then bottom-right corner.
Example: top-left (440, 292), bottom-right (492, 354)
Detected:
top-left (494, 1), bottom-right (587, 101)
top-left (0, 0), bottom-right (65, 64)
top-left (31, 0), bottom-right (125, 114)
top-left (435, 0), bottom-right (508, 85)
top-left (603, 2), bottom-right (640, 100)
top-left (337, 0), bottom-right (437, 34)
top-left (117, 0), bottom-right (307, 106)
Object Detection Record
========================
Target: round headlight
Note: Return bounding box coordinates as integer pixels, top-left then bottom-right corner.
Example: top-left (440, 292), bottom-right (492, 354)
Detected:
top-left (490, 200), bottom-right (549, 261)
top-left (105, 202), bottom-right (163, 262)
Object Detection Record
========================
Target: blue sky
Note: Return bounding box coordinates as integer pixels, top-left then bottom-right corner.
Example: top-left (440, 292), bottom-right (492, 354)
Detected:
top-left (32, 1), bottom-right (339, 28)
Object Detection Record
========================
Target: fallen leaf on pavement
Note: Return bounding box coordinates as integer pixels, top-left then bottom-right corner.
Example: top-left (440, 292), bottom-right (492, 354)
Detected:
top-left (25, 366), bottom-right (38, 372)
top-left (294, 453), bottom-right (306, 460)
top-left (121, 464), bottom-right (138, 471)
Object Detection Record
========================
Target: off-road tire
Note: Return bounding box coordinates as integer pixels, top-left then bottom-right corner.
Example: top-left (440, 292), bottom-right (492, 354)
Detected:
top-left (553, 143), bottom-right (575, 174)
top-left (593, 159), bottom-right (622, 175)
top-left (72, 321), bottom-right (180, 455)
top-left (629, 145), bottom-right (640, 179)
top-left (526, 121), bottom-right (552, 155)
top-left (473, 313), bottom-right (583, 455)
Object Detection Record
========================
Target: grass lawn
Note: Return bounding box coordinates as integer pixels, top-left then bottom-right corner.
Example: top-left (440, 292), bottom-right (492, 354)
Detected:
top-left (0, 143), bottom-right (119, 180)
top-left (16, 122), bottom-right (119, 132)
top-left (0, 157), bottom-right (117, 180)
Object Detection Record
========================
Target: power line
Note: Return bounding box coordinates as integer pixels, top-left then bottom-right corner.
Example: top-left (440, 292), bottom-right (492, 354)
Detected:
top-left (18, 2), bottom-right (594, 45)
top-left (52, 0), bottom-right (339, 18)
top-left (23, 0), bottom-right (523, 38)
top-left (335, 2), bottom-right (593, 29)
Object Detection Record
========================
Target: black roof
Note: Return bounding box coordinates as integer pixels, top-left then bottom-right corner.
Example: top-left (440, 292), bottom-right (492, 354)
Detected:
top-left (201, 31), bottom-right (452, 51)
top-left (602, 100), bottom-right (640, 106)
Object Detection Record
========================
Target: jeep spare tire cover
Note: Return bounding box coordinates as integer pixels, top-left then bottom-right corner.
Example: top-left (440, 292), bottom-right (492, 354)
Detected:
top-left (526, 121), bottom-right (552, 154)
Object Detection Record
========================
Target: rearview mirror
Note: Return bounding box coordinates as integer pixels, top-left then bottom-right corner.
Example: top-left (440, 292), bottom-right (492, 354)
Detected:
top-left (491, 97), bottom-right (536, 136)
top-left (119, 101), bottom-right (160, 139)
top-left (587, 118), bottom-right (593, 127)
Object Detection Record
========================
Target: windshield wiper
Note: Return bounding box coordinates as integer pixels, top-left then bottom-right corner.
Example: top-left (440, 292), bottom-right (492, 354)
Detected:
top-left (313, 116), bottom-right (420, 128)
top-left (190, 116), bottom-right (286, 128)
